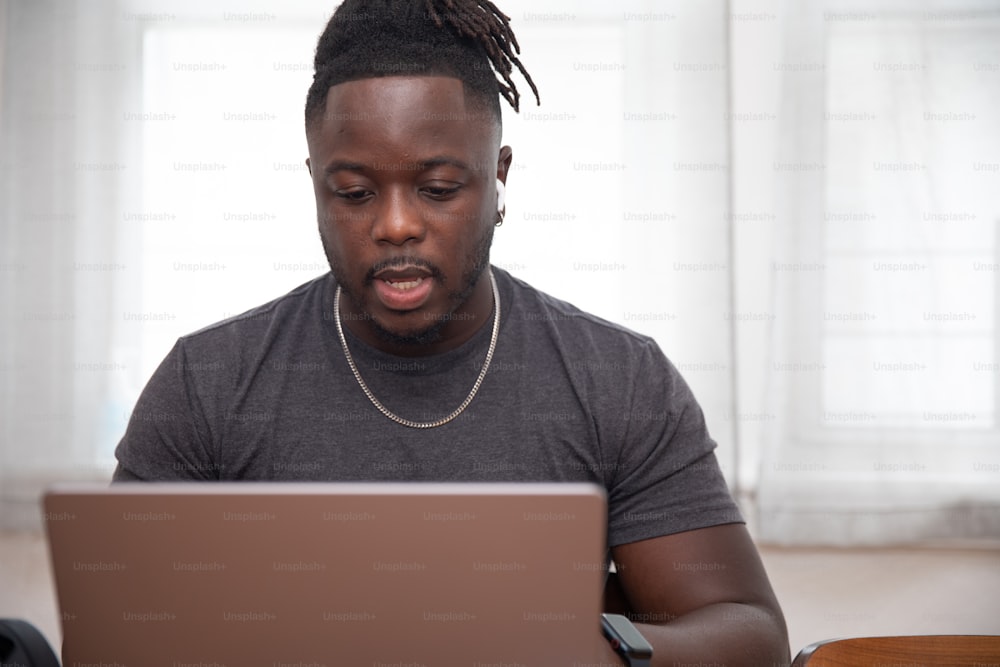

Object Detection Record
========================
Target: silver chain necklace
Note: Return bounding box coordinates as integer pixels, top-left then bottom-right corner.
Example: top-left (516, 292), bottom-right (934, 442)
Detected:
top-left (333, 269), bottom-right (500, 429)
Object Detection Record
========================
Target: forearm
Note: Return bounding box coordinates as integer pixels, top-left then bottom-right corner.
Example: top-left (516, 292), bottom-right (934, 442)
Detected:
top-left (634, 602), bottom-right (789, 667)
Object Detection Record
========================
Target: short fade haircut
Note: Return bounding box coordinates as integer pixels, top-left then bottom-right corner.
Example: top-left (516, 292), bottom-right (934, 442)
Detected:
top-left (304, 0), bottom-right (539, 132)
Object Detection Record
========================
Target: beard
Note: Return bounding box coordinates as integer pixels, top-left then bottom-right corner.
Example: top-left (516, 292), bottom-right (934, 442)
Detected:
top-left (321, 222), bottom-right (494, 348)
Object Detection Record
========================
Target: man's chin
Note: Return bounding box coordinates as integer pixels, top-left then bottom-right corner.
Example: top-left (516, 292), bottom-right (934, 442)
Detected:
top-left (371, 317), bottom-right (446, 348)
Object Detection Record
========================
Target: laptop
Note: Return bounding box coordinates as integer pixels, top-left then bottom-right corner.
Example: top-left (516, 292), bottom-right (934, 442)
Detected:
top-left (44, 482), bottom-right (607, 666)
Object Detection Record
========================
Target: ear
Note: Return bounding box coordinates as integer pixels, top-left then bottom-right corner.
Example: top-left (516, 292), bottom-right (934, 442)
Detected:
top-left (496, 145), bottom-right (513, 185)
top-left (496, 146), bottom-right (513, 220)
top-left (305, 157), bottom-right (312, 177)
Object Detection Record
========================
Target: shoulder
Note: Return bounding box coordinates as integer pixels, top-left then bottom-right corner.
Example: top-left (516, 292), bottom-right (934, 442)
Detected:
top-left (178, 273), bottom-right (331, 349)
top-left (498, 267), bottom-right (663, 357)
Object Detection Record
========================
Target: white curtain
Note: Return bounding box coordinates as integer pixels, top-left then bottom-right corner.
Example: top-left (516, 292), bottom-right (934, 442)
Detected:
top-left (6, 0), bottom-right (999, 544)
top-left (1, 0), bottom-right (141, 527)
top-left (731, 0), bottom-right (1000, 544)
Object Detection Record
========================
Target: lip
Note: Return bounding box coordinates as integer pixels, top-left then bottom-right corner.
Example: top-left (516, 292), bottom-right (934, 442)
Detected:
top-left (374, 265), bottom-right (432, 282)
top-left (372, 267), bottom-right (435, 311)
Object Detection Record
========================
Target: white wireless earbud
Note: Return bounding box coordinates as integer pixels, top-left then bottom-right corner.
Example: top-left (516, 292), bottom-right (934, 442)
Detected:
top-left (496, 179), bottom-right (506, 213)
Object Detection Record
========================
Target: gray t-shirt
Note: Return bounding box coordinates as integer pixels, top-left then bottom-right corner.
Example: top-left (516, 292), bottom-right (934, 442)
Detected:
top-left (113, 267), bottom-right (741, 547)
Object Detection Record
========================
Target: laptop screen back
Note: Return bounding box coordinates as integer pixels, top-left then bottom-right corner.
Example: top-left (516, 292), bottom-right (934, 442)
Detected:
top-left (44, 482), bottom-right (607, 666)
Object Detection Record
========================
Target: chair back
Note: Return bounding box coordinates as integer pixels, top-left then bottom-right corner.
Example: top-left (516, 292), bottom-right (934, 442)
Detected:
top-left (0, 619), bottom-right (60, 667)
top-left (792, 635), bottom-right (1000, 666)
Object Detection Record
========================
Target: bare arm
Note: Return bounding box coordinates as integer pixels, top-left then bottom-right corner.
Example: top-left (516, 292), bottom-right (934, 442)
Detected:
top-left (598, 523), bottom-right (790, 667)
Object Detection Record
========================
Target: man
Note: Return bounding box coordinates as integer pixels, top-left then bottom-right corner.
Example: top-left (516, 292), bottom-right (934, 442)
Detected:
top-left (113, 1), bottom-right (790, 664)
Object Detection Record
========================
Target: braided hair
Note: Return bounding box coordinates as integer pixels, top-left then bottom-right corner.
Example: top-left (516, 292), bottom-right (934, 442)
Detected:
top-left (305, 0), bottom-right (539, 131)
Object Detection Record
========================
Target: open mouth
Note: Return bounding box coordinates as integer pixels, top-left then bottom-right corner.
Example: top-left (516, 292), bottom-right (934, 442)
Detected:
top-left (372, 266), bottom-right (435, 311)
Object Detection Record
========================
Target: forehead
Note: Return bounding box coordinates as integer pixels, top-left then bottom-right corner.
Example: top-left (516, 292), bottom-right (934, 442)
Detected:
top-left (311, 76), bottom-right (499, 167)
top-left (327, 76), bottom-right (475, 115)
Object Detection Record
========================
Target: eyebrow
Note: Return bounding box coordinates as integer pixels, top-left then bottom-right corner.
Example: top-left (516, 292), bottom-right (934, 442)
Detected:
top-left (323, 160), bottom-right (365, 175)
top-left (420, 156), bottom-right (471, 171)
top-left (323, 156), bottom-right (472, 175)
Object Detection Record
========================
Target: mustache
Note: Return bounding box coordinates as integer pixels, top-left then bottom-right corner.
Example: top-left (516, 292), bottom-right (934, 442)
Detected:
top-left (364, 256), bottom-right (443, 284)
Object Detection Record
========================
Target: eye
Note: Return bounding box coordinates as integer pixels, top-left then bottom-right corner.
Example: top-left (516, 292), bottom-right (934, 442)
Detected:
top-left (334, 187), bottom-right (373, 203)
top-left (420, 184), bottom-right (461, 200)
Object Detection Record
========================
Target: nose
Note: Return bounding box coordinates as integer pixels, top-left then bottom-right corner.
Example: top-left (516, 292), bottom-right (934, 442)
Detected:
top-left (371, 188), bottom-right (425, 246)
